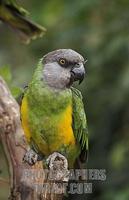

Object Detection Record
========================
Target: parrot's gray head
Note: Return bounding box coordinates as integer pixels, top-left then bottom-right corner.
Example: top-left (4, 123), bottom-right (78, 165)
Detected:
top-left (42, 49), bottom-right (86, 90)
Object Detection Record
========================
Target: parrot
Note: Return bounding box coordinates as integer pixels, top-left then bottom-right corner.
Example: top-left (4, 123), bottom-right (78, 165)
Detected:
top-left (20, 49), bottom-right (88, 168)
top-left (0, 0), bottom-right (46, 43)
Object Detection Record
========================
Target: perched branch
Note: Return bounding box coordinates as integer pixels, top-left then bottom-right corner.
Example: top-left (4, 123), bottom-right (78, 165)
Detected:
top-left (0, 76), bottom-right (69, 200)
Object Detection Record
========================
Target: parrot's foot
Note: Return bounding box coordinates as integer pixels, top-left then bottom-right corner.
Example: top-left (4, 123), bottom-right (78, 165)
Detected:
top-left (46, 152), bottom-right (69, 182)
top-left (23, 149), bottom-right (43, 165)
top-left (46, 152), bottom-right (68, 169)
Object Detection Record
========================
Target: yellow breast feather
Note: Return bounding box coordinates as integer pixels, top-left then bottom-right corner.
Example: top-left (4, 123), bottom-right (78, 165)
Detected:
top-left (21, 96), bottom-right (31, 142)
top-left (21, 96), bottom-right (76, 155)
top-left (49, 105), bottom-right (76, 152)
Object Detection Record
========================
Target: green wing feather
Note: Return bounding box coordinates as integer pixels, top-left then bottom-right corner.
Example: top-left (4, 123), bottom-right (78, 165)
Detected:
top-left (16, 85), bottom-right (28, 106)
top-left (71, 87), bottom-right (88, 163)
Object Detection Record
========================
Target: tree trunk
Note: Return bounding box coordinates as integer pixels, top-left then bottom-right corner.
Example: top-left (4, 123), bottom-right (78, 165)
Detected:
top-left (0, 77), bottom-right (69, 200)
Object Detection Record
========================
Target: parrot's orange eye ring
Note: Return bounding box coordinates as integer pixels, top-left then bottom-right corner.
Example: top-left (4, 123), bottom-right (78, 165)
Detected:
top-left (59, 58), bottom-right (66, 66)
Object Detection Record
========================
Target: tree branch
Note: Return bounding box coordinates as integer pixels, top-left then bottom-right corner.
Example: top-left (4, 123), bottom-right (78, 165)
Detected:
top-left (0, 76), bottom-right (69, 200)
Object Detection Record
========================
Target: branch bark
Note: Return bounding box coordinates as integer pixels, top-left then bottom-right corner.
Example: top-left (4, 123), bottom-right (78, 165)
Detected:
top-left (0, 76), bottom-right (69, 200)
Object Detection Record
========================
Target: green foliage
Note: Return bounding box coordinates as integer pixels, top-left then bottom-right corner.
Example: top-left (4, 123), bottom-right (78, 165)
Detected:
top-left (0, 66), bottom-right (23, 98)
top-left (11, 86), bottom-right (23, 99)
top-left (0, 65), bottom-right (12, 83)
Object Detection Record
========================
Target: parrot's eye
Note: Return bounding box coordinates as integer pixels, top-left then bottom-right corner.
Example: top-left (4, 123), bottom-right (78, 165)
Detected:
top-left (59, 58), bottom-right (66, 66)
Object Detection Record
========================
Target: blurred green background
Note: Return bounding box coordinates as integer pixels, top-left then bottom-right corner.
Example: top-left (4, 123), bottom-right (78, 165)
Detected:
top-left (0, 0), bottom-right (129, 199)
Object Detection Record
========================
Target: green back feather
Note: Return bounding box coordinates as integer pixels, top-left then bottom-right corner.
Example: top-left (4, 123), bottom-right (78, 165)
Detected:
top-left (71, 87), bottom-right (88, 162)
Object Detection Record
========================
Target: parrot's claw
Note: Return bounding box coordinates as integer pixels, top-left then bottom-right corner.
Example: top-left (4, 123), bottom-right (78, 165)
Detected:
top-left (46, 152), bottom-right (69, 182)
top-left (23, 149), bottom-right (39, 165)
top-left (46, 152), bottom-right (65, 167)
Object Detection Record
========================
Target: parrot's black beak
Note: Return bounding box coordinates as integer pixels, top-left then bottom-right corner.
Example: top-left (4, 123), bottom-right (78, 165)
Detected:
top-left (70, 63), bottom-right (85, 84)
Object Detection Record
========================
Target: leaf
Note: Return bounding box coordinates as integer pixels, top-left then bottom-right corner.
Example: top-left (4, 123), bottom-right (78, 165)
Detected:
top-left (0, 66), bottom-right (12, 83)
top-left (10, 86), bottom-right (23, 99)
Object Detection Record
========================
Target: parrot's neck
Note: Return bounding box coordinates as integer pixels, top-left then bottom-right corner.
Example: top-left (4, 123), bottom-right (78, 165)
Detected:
top-left (26, 60), bottom-right (72, 114)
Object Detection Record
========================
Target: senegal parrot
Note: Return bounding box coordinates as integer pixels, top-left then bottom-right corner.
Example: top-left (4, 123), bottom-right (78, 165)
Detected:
top-left (20, 49), bottom-right (88, 168)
